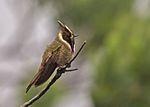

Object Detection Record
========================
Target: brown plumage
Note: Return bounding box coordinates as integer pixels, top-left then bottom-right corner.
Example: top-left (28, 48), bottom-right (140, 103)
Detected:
top-left (26, 20), bottom-right (76, 93)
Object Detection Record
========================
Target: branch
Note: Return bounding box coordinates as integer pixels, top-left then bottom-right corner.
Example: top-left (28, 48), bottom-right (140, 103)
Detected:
top-left (21, 41), bottom-right (86, 107)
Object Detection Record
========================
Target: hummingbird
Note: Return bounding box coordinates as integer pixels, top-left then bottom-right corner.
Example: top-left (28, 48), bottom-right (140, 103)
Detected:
top-left (26, 20), bottom-right (78, 93)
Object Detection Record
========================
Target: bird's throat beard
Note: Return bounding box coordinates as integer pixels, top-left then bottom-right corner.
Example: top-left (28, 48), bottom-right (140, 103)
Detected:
top-left (70, 41), bottom-right (75, 53)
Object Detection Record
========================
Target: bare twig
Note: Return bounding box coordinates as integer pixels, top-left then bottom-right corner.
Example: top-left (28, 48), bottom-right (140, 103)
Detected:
top-left (21, 41), bottom-right (86, 107)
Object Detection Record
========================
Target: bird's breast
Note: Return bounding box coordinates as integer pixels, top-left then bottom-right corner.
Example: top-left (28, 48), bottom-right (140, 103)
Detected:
top-left (57, 45), bottom-right (73, 66)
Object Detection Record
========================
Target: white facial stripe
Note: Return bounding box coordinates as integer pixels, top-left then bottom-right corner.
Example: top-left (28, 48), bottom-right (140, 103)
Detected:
top-left (73, 44), bottom-right (75, 52)
top-left (65, 25), bottom-right (73, 34)
top-left (58, 32), bottom-right (72, 51)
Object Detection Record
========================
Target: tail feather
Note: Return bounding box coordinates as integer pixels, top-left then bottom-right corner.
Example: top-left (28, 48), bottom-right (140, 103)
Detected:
top-left (26, 63), bottom-right (57, 93)
top-left (26, 83), bottom-right (33, 93)
top-left (26, 70), bottom-right (42, 93)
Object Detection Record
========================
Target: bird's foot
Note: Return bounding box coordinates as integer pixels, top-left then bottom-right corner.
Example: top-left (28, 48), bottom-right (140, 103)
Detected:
top-left (65, 63), bottom-right (71, 68)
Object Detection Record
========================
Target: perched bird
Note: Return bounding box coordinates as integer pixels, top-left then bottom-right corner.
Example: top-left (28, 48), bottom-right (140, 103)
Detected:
top-left (26, 20), bottom-right (78, 93)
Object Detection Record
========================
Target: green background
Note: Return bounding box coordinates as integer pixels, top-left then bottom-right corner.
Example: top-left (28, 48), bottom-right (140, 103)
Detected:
top-left (21, 0), bottom-right (150, 107)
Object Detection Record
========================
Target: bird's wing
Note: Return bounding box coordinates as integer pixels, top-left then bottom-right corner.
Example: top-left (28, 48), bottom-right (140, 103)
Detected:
top-left (26, 44), bottom-right (61, 93)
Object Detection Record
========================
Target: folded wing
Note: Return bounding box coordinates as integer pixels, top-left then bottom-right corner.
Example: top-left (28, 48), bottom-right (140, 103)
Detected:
top-left (26, 45), bottom-right (61, 93)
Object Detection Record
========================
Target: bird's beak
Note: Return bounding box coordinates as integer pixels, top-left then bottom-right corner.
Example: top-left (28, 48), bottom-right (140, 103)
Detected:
top-left (74, 34), bottom-right (79, 38)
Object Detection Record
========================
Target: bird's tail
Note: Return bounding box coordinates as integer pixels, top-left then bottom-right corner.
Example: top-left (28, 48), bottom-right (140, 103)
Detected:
top-left (26, 62), bottom-right (57, 93)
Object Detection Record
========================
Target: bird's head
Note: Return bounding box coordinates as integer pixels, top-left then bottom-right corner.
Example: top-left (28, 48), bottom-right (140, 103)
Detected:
top-left (57, 20), bottom-right (78, 52)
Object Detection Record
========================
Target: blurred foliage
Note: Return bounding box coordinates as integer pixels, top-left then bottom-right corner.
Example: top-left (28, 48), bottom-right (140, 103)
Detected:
top-left (23, 0), bottom-right (150, 107)
top-left (92, 15), bottom-right (150, 107)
